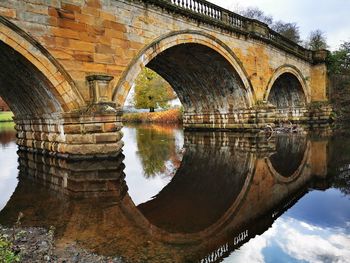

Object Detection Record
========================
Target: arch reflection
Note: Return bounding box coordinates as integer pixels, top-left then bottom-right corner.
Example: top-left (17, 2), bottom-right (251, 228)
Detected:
top-left (0, 130), bottom-right (330, 263)
top-left (267, 134), bottom-right (309, 182)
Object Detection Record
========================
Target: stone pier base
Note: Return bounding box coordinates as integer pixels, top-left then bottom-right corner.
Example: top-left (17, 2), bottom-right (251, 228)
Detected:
top-left (15, 111), bottom-right (123, 159)
top-left (183, 104), bottom-right (333, 131)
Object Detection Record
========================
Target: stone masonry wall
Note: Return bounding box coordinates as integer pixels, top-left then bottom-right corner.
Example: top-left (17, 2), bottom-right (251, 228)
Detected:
top-left (0, 0), bottom-right (332, 151)
top-left (15, 112), bottom-right (124, 159)
top-left (0, 0), bottom-right (328, 106)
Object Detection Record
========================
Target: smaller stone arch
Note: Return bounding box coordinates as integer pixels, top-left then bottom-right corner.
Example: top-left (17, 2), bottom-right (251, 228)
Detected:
top-left (266, 138), bottom-right (311, 183)
top-left (264, 65), bottom-right (310, 105)
top-left (0, 16), bottom-right (85, 113)
top-left (112, 30), bottom-right (256, 109)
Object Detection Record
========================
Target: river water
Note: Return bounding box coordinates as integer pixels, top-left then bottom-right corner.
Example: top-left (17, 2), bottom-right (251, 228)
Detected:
top-left (0, 122), bottom-right (349, 263)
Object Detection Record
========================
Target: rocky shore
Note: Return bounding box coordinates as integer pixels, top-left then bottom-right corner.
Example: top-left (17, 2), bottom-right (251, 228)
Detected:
top-left (0, 226), bottom-right (124, 263)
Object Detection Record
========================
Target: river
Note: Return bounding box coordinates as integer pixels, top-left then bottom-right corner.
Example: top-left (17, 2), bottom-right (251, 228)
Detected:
top-left (0, 122), bottom-right (349, 263)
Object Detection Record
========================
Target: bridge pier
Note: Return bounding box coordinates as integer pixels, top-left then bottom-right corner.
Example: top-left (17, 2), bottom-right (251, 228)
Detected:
top-left (15, 112), bottom-right (123, 159)
top-left (15, 75), bottom-right (124, 159)
top-left (183, 104), bottom-right (333, 131)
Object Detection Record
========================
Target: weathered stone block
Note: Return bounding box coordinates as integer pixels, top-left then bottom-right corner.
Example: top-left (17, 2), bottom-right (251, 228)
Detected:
top-left (64, 124), bottom-right (81, 134)
top-left (66, 134), bottom-right (94, 144)
top-left (95, 132), bottom-right (122, 143)
top-left (84, 123), bottom-right (103, 133)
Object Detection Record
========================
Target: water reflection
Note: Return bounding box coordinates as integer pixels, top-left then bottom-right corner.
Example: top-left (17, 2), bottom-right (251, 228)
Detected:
top-left (269, 135), bottom-right (308, 178)
top-left (134, 124), bottom-right (183, 178)
top-left (138, 133), bottom-right (253, 233)
top-left (0, 124), bottom-right (349, 262)
top-left (0, 122), bottom-right (17, 211)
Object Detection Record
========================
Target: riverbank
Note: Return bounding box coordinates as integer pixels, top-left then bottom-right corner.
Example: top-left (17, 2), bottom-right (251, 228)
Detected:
top-left (122, 108), bottom-right (182, 124)
top-left (0, 112), bottom-right (13, 122)
top-left (0, 225), bottom-right (124, 263)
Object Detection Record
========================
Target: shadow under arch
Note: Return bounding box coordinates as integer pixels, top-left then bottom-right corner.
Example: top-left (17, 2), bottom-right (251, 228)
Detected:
top-left (264, 65), bottom-right (310, 107)
top-left (112, 30), bottom-right (256, 111)
top-left (0, 16), bottom-right (84, 115)
top-left (266, 135), bottom-right (310, 183)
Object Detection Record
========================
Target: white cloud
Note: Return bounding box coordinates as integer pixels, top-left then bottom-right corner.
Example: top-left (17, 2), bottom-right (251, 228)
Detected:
top-left (0, 142), bottom-right (19, 211)
top-left (277, 223), bottom-right (350, 263)
top-left (222, 217), bottom-right (350, 263)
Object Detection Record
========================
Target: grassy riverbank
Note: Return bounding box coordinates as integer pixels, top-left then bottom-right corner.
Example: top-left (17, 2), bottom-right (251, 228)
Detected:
top-left (0, 112), bottom-right (13, 122)
top-left (122, 108), bottom-right (182, 123)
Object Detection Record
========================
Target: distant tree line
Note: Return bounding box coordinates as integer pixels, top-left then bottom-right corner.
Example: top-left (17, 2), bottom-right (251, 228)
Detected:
top-left (328, 42), bottom-right (350, 75)
top-left (238, 7), bottom-right (328, 49)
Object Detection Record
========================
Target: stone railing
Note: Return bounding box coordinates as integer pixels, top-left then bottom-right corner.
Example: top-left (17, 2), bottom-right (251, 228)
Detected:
top-left (139, 0), bottom-right (316, 62)
top-left (169, 0), bottom-right (245, 29)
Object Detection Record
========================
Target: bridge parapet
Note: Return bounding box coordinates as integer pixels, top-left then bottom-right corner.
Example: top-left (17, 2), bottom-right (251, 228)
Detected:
top-left (144, 0), bottom-right (316, 62)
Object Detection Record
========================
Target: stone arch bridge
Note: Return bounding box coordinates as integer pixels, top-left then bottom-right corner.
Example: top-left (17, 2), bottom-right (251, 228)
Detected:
top-left (0, 0), bottom-right (331, 157)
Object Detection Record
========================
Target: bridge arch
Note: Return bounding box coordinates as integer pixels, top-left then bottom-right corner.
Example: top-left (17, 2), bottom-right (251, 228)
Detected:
top-left (266, 136), bottom-right (311, 183)
top-left (264, 65), bottom-right (310, 108)
top-left (0, 16), bottom-right (84, 116)
top-left (112, 30), bottom-right (255, 112)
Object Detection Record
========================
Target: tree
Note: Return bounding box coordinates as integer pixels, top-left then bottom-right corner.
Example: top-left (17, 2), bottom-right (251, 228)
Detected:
top-left (305, 30), bottom-right (328, 50)
top-left (135, 126), bottom-right (181, 178)
top-left (134, 68), bottom-right (177, 112)
top-left (272, 21), bottom-right (301, 44)
top-left (238, 6), bottom-right (301, 44)
top-left (240, 7), bottom-right (273, 26)
top-left (328, 41), bottom-right (350, 74)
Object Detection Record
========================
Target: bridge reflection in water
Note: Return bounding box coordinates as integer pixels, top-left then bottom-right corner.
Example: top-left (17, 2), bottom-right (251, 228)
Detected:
top-left (0, 131), bottom-right (332, 263)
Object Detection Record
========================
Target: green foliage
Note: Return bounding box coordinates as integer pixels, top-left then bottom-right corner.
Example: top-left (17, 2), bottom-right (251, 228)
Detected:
top-left (328, 41), bottom-right (350, 74)
top-left (135, 126), bottom-right (174, 177)
top-left (0, 112), bottom-right (14, 122)
top-left (133, 68), bottom-right (177, 112)
top-left (0, 121), bottom-right (15, 132)
top-left (0, 235), bottom-right (20, 263)
top-left (305, 30), bottom-right (328, 50)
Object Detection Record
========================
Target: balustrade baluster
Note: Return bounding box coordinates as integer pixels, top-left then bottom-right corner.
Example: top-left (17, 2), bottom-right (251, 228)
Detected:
top-left (189, 0), bottom-right (192, 10)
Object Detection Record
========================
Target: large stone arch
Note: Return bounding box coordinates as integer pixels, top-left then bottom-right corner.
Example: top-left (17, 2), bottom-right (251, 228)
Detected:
top-left (0, 16), bottom-right (84, 116)
top-left (264, 65), bottom-right (310, 106)
top-left (112, 30), bottom-right (255, 111)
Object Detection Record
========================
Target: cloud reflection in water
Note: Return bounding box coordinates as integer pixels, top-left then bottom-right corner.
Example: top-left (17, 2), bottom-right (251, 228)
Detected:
top-left (224, 189), bottom-right (350, 263)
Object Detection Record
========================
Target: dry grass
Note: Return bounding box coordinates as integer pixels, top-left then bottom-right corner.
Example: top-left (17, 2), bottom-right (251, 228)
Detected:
top-left (122, 108), bottom-right (182, 123)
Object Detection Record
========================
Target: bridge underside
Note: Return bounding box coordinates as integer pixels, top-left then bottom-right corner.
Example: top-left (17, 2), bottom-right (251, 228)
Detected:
top-left (143, 44), bottom-right (332, 131)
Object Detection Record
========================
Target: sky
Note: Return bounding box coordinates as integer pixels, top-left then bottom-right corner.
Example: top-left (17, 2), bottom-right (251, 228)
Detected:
top-left (208, 0), bottom-right (350, 51)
